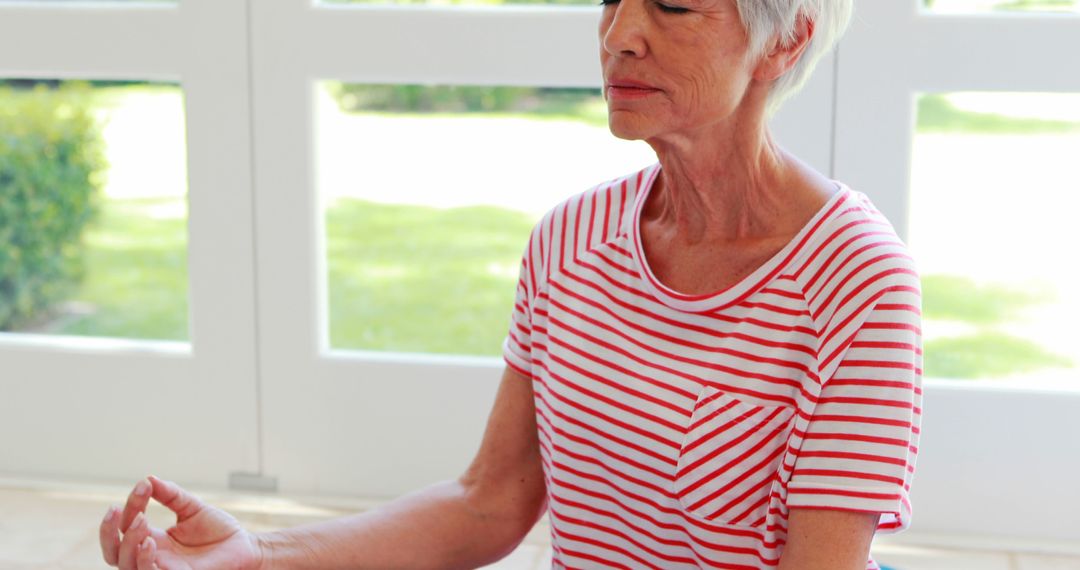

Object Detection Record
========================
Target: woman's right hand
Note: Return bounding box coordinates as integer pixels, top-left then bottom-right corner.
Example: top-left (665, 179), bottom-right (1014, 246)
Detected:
top-left (99, 475), bottom-right (264, 570)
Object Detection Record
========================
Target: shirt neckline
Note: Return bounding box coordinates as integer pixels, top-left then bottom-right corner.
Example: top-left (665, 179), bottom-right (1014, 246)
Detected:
top-left (629, 163), bottom-right (852, 313)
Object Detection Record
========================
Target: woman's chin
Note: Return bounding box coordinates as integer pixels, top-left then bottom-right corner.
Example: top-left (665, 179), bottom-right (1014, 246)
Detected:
top-left (606, 114), bottom-right (654, 141)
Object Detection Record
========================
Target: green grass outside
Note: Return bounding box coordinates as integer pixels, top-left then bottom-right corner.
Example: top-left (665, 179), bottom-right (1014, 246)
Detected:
top-left (920, 274), bottom-right (1073, 379)
top-left (55, 198), bottom-right (189, 340)
top-left (925, 332), bottom-right (1072, 379)
top-left (916, 94), bottom-right (1080, 135)
top-left (325, 199), bottom-right (533, 355)
top-left (921, 274), bottom-right (1051, 325)
top-left (46, 197), bottom-right (534, 356)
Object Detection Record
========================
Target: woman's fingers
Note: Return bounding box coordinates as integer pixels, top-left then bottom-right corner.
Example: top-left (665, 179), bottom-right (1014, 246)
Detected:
top-left (118, 512), bottom-right (152, 570)
top-left (120, 478), bottom-right (154, 532)
top-left (136, 535), bottom-right (160, 570)
top-left (148, 475), bottom-right (204, 521)
top-left (99, 505), bottom-right (121, 566)
top-left (101, 478), bottom-right (168, 568)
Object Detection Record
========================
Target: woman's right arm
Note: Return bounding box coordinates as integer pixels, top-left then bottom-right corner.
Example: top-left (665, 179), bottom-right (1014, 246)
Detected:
top-left (257, 365), bottom-right (547, 570)
top-left (100, 366), bottom-right (547, 570)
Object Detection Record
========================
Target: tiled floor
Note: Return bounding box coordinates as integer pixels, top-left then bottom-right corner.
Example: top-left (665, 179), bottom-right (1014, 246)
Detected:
top-left (0, 481), bottom-right (1077, 570)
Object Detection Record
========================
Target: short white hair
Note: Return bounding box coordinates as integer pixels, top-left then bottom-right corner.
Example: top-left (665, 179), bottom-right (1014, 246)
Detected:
top-left (736, 0), bottom-right (854, 115)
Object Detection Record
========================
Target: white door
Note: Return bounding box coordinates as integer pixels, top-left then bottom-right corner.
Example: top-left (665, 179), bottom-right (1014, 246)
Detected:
top-left (249, 0), bottom-right (837, 497)
top-left (0, 0), bottom-right (261, 487)
top-left (834, 1), bottom-right (1080, 545)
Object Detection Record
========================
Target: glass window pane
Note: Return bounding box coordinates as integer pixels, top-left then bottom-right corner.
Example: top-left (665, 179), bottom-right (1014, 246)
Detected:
top-left (317, 82), bottom-right (655, 357)
top-left (923, 0), bottom-right (1079, 14)
top-left (909, 92), bottom-right (1080, 387)
top-left (0, 79), bottom-right (189, 342)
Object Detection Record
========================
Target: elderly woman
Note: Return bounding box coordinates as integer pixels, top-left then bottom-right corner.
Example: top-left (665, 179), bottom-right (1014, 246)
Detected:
top-left (99, 0), bottom-right (922, 568)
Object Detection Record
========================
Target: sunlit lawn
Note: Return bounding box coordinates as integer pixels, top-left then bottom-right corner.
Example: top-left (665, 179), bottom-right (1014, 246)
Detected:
top-left (57, 196), bottom-right (533, 357)
top-left (57, 198), bottom-right (189, 340)
top-left (325, 199), bottom-right (533, 356)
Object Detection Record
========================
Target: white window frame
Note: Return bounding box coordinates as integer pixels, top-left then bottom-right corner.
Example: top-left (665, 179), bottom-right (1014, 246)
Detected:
top-left (0, 0), bottom-right (262, 487)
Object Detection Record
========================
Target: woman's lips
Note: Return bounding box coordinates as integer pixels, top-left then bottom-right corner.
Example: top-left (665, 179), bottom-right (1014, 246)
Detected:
top-left (607, 83), bottom-right (661, 100)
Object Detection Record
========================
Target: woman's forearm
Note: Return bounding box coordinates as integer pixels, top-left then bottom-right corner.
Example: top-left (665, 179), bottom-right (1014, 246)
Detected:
top-left (255, 479), bottom-right (540, 570)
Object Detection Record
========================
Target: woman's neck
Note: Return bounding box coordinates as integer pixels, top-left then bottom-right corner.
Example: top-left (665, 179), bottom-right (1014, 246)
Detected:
top-left (644, 124), bottom-right (835, 246)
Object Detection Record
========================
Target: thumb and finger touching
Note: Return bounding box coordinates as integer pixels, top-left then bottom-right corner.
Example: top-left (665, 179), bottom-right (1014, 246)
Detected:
top-left (103, 475), bottom-right (244, 569)
top-left (149, 475), bottom-right (237, 547)
top-left (149, 476), bottom-right (205, 522)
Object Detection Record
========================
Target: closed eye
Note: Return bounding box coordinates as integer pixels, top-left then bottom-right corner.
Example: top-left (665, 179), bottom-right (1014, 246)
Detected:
top-left (599, 0), bottom-right (690, 13)
top-left (655, 1), bottom-right (689, 13)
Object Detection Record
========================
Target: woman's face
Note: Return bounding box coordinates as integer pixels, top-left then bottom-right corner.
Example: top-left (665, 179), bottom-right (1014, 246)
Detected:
top-left (599, 0), bottom-right (762, 142)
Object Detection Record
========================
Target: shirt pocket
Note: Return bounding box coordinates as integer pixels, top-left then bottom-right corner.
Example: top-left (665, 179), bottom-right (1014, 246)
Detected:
top-left (674, 384), bottom-right (796, 526)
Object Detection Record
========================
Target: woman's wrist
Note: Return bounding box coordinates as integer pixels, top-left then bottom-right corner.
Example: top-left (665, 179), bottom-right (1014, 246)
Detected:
top-left (252, 531), bottom-right (273, 570)
top-left (251, 528), bottom-right (320, 570)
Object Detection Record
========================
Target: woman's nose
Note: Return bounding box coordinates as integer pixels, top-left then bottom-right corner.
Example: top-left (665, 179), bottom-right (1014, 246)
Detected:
top-left (601, 1), bottom-right (648, 58)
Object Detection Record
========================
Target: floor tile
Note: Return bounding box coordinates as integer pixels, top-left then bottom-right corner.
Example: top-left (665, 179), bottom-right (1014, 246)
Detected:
top-left (0, 488), bottom-right (113, 568)
top-left (1016, 553), bottom-right (1080, 570)
top-left (3, 482), bottom-right (1080, 570)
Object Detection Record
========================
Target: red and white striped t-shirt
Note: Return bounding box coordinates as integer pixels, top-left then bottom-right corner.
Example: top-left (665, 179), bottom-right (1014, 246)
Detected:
top-left (503, 163), bottom-right (923, 570)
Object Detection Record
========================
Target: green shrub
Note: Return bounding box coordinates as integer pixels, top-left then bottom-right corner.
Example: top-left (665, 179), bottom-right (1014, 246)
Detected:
top-left (0, 82), bottom-right (107, 330)
top-left (326, 83), bottom-right (608, 126)
top-left (328, 83), bottom-right (537, 114)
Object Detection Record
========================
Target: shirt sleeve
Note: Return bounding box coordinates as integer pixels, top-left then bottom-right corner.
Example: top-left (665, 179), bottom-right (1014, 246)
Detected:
top-left (501, 195), bottom-right (575, 380)
top-left (786, 283), bottom-right (923, 534)
top-left (502, 255), bottom-right (533, 378)
top-left (502, 229), bottom-right (541, 379)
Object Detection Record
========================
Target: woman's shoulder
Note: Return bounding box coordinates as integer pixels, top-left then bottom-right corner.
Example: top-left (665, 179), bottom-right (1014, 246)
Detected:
top-left (815, 185), bottom-right (916, 267)
top-left (795, 184), bottom-right (921, 317)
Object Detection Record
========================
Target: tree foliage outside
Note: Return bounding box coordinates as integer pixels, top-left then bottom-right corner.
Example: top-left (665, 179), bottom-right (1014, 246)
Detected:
top-left (0, 82), bottom-right (106, 331)
top-left (326, 83), bottom-right (608, 127)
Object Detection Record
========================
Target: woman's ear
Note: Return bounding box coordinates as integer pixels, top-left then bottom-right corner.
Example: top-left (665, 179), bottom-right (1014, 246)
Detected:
top-left (753, 15), bottom-right (815, 82)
